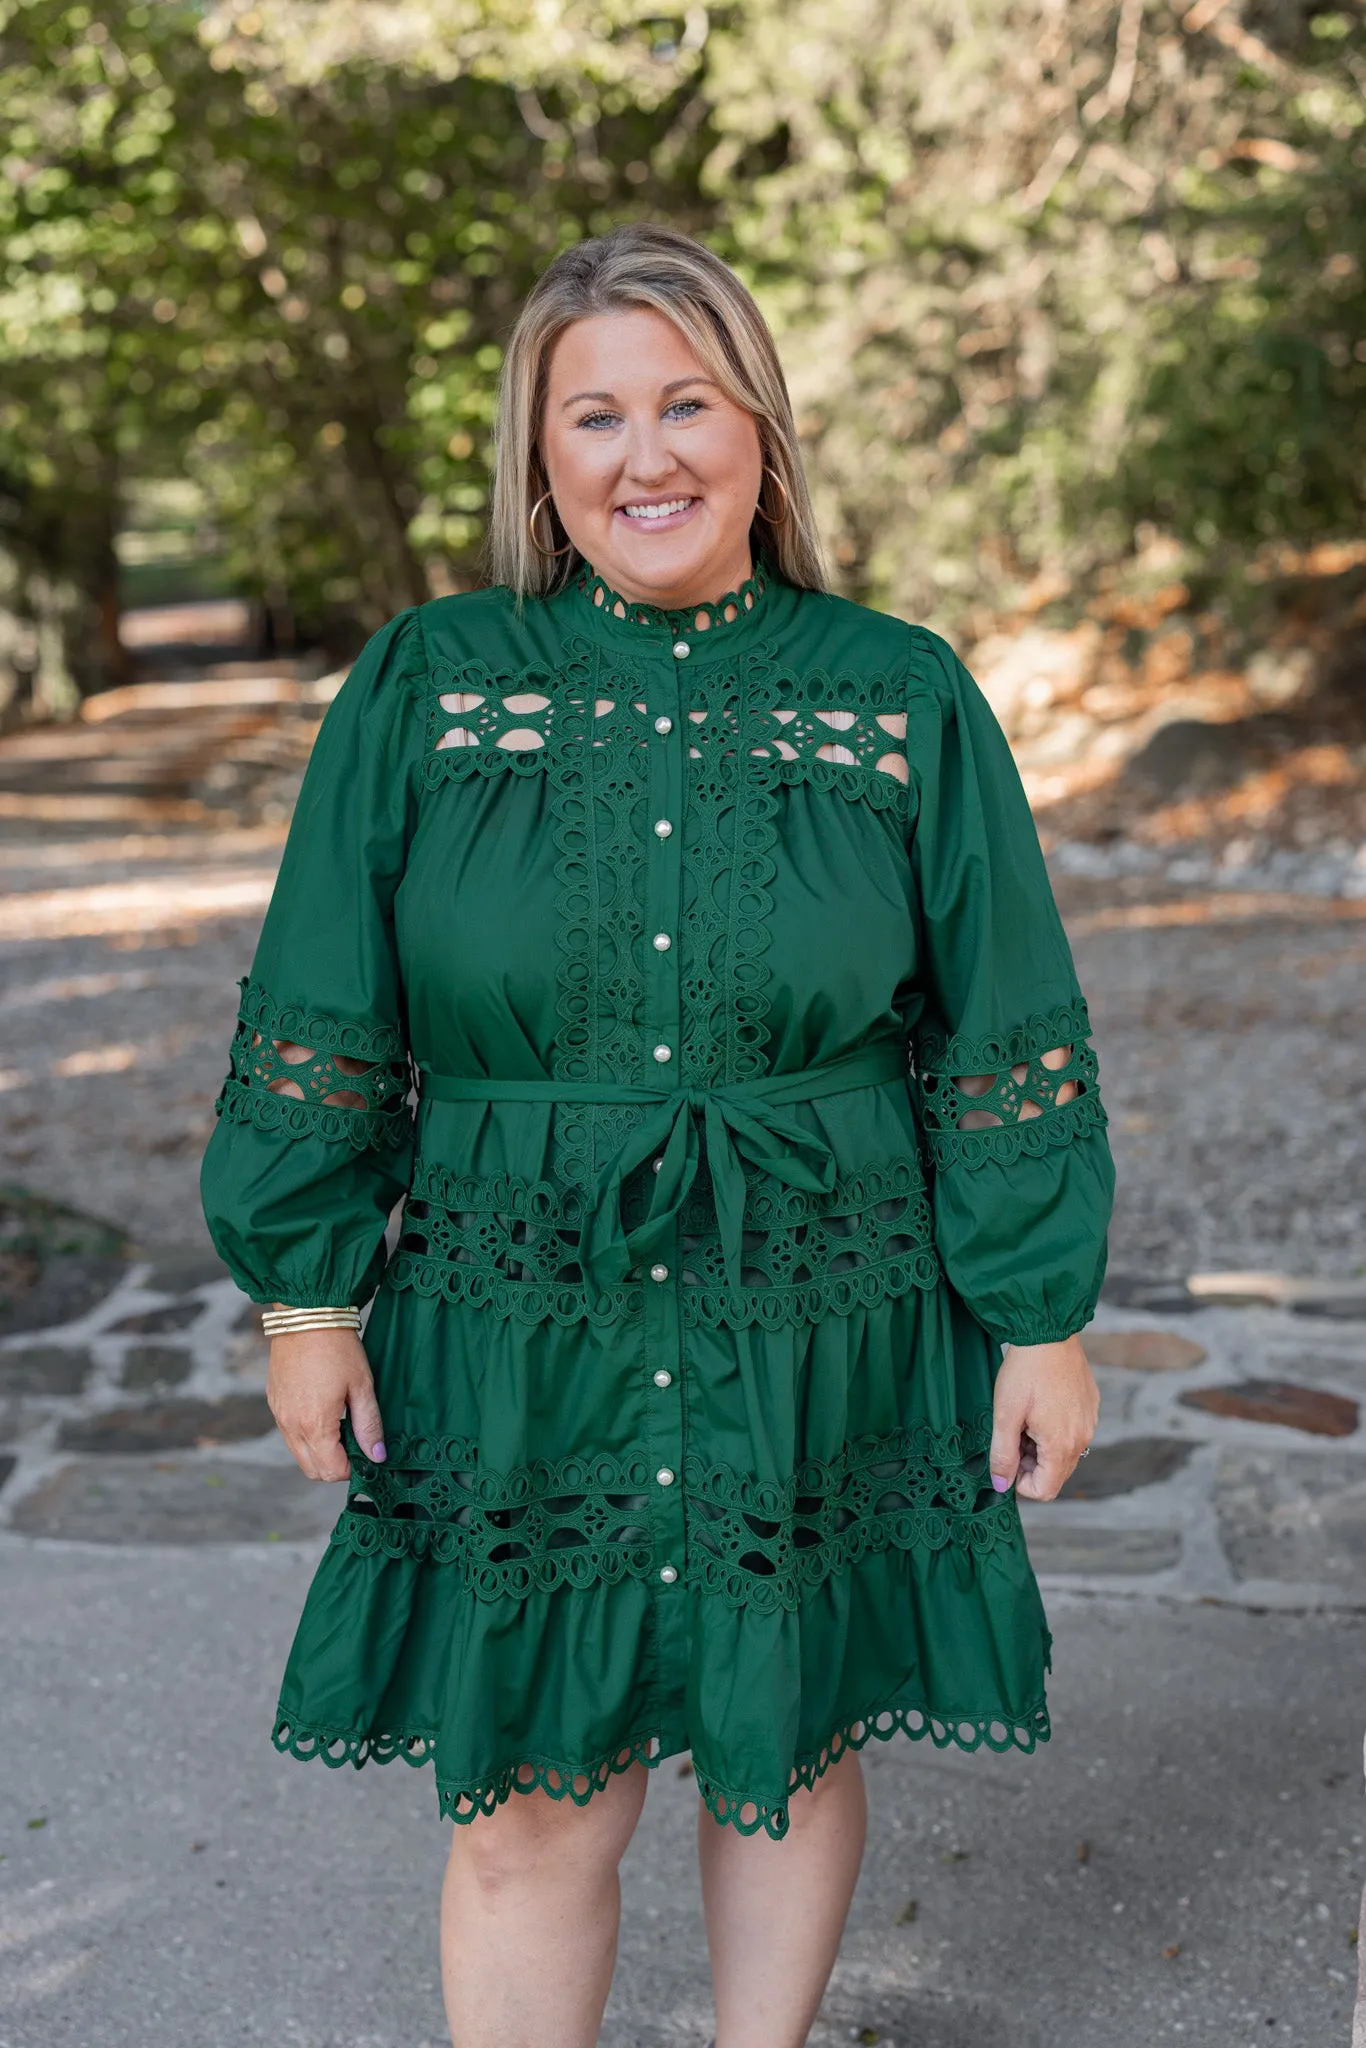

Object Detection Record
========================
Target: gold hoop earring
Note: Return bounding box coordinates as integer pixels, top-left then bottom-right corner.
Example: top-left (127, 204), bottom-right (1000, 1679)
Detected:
top-left (528, 490), bottom-right (573, 558)
top-left (757, 464), bottom-right (790, 527)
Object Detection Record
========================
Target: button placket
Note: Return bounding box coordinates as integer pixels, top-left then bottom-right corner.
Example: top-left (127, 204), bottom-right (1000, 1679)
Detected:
top-left (641, 634), bottom-right (689, 1720)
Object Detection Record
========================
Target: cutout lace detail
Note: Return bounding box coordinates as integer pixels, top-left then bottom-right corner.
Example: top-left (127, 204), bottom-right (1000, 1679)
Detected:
top-left (386, 1155), bottom-right (941, 1330)
top-left (327, 1409), bottom-right (1007, 1600)
top-left (271, 1691), bottom-right (1050, 1839)
top-left (915, 999), bottom-right (1107, 1169)
top-left (423, 652), bottom-right (911, 810)
top-left (214, 980), bottom-right (411, 1151)
top-left (575, 560), bottom-right (769, 635)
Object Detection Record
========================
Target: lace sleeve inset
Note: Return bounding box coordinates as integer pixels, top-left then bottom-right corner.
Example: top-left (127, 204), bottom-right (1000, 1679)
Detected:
top-left (915, 999), bottom-right (1107, 1170)
top-left (215, 979), bottom-right (412, 1152)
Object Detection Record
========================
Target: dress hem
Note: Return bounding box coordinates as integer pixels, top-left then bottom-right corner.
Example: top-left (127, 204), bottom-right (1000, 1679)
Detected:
top-left (270, 1691), bottom-right (1052, 1842)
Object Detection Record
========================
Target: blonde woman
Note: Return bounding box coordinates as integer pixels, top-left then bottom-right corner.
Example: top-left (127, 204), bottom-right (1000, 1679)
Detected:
top-left (202, 223), bottom-right (1112, 2048)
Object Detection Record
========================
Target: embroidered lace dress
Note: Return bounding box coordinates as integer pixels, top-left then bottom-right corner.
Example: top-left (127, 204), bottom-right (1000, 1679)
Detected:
top-left (200, 562), bottom-right (1115, 1838)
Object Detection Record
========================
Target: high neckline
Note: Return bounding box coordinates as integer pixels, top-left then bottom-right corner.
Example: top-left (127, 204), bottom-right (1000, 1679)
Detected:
top-left (571, 557), bottom-right (771, 640)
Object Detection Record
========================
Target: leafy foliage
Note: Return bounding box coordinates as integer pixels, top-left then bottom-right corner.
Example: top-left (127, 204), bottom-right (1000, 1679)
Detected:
top-left (1, 0), bottom-right (1362, 692)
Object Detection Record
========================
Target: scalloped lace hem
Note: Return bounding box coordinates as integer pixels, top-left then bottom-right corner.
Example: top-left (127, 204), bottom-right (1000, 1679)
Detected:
top-left (271, 1692), bottom-right (1051, 1838)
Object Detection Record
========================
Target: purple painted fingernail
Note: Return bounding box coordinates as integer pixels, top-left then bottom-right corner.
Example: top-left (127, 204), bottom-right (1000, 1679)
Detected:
top-left (370, 1441), bottom-right (386, 1462)
top-left (991, 1474), bottom-right (1011, 1493)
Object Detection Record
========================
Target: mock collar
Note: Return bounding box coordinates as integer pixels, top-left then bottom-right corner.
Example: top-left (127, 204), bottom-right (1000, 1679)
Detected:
top-left (566, 556), bottom-right (774, 648)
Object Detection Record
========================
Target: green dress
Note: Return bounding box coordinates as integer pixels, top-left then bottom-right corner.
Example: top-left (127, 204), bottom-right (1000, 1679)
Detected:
top-left (200, 560), bottom-right (1114, 1839)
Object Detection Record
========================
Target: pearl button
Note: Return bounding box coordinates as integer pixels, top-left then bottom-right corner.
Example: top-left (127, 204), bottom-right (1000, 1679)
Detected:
top-left (659, 1564), bottom-right (679, 1583)
top-left (651, 1156), bottom-right (664, 1173)
top-left (656, 1467), bottom-right (676, 1487)
top-left (653, 818), bottom-right (673, 838)
top-left (672, 640), bottom-right (690, 659)
top-left (649, 1262), bottom-right (669, 1283)
top-left (653, 1368), bottom-right (672, 1387)
top-left (654, 715), bottom-right (672, 735)
top-left (652, 932), bottom-right (671, 951)
top-left (652, 1043), bottom-right (672, 1063)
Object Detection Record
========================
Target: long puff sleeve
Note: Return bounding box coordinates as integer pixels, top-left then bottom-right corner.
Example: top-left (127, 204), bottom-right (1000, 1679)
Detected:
top-left (904, 625), bottom-right (1115, 1345)
top-left (200, 608), bottom-right (426, 1307)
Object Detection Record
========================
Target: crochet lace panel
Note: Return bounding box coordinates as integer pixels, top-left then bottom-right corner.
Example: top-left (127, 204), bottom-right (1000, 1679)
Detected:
top-left (213, 979), bottom-right (412, 1151)
top-left (328, 1410), bottom-right (1011, 1607)
top-left (386, 1153), bottom-right (941, 1330)
top-left (914, 998), bottom-right (1107, 1168)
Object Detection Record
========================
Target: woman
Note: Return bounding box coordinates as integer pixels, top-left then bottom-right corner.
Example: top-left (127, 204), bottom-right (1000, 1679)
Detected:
top-left (201, 223), bottom-right (1113, 2048)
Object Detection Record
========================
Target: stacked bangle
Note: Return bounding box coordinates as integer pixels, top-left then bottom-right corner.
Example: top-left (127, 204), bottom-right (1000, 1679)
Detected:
top-left (261, 1305), bottom-right (362, 1337)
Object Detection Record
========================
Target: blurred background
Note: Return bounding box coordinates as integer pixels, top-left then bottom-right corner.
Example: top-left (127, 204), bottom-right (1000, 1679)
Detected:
top-left (2, 7), bottom-right (1366, 2047)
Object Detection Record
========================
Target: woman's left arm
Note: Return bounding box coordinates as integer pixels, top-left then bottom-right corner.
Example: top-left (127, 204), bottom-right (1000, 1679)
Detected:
top-left (904, 626), bottom-right (1116, 1501)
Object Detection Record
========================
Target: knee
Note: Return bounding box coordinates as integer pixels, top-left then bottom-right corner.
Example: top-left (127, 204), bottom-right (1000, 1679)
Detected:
top-left (450, 1769), bottom-right (646, 1904)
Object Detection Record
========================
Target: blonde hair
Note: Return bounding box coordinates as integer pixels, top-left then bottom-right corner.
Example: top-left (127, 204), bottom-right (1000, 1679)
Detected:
top-left (485, 224), bottom-right (827, 599)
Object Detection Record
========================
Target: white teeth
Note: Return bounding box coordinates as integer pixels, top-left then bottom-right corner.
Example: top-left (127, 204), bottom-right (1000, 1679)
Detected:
top-left (622, 499), bottom-right (693, 521)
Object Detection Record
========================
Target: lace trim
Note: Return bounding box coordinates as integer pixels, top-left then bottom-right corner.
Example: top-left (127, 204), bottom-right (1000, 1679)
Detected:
top-left (271, 1693), bottom-right (1050, 1840)
top-left (214, 979), bottom-right (412, 1152)
top-left (327, 1410), bottom-right (1008, 1602)
top-left (923, 1085), bottom-right (1109, 1170)
top-left (913, 998), bottom-right (1106, 1170)
top-left (915, 999), bottom-right (1093, 1079)
top-left (575, 560), bottom-right (769, 635)
top-left (386, 1155), bottom-right (942, 1331)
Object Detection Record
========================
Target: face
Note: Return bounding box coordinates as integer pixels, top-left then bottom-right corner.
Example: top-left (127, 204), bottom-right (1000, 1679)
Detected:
top-left (539, 306), bottom-right (764, 609)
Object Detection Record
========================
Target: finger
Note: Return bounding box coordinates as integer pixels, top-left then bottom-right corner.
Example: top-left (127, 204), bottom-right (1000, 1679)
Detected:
top-left (347, 1371), bottom-right (387, 1465)
top-left (1014, 1438), bottom-right (1076, 1503)
top-left (989, 1386), bottom-right (1027, 1494)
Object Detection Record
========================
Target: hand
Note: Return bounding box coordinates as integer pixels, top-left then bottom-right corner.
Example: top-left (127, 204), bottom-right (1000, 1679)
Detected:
top-left (265, 1324), bottom-right (386, 1482)
top-left (989, 1335), bottom-right (1098, 1503)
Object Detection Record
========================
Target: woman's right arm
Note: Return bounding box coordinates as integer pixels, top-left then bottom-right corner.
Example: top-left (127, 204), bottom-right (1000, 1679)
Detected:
top-left (200, 607), bottom-right (427, 1478)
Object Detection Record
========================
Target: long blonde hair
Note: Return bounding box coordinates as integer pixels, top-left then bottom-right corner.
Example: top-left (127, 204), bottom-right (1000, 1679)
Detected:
top-left (485, 224), bottom-right (827, 599)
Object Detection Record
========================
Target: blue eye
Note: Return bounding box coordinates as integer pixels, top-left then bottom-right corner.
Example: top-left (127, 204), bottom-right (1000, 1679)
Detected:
top-left (665, 397), bottom-right (705, 420)
top-left (576, 410), bottom-right (619, 431)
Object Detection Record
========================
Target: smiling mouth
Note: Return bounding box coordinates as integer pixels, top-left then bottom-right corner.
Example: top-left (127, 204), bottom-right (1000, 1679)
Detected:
top-left (618, 497), bottom-right (697, 523)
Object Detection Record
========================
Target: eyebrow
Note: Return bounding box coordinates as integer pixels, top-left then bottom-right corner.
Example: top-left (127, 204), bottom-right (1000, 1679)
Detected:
top-left (559, 375), bottom-right (719, 410)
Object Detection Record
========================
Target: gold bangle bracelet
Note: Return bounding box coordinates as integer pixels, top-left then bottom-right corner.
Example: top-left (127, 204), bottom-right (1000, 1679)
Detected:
top-left (261, 1306), bottom-right (362, 1336)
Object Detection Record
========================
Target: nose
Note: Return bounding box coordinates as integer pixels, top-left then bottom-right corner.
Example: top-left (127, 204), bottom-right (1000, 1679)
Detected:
top-left (621, 415), bottom-right (678, 489)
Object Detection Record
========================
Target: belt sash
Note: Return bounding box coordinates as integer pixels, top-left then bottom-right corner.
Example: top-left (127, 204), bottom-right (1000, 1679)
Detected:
top-left (418, 1039), bottom-right (909, 1294)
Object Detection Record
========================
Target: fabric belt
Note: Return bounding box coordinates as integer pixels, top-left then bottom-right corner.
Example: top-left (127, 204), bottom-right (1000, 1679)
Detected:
top-left (418, 1038), bottom-right (909, 1294)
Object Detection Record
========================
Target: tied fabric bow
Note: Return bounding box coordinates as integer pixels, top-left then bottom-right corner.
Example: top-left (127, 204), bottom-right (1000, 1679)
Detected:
top-left (578, 1084), bottom-right (839, 1294)
top-left (417, 1038), bottom-right (909, 1298)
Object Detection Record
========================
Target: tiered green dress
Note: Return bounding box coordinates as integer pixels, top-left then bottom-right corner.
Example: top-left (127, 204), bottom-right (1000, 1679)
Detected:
top-left (200, 560), bottom-right (1114, 1838)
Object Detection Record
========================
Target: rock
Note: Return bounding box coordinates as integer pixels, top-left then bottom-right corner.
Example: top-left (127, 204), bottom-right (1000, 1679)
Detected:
top-left (109, 1302), bottom-right (205, 1335)
top-left (0, 1346), bottom-right (94, 1396)
top-left (1292, 1298), bottom-right (1366, 1322)
top-left (1100, 1274), bottom-right (1206, 1313)
top-left (1180, 1381), bottom-right (1359, 1437)
top-left (55, 1394), bottom-right (274, 1455)
top-left (1057, 1438), bottom-right (1196, 1501)
top-left (0, 1454), bottom-right (14, 1495)
top-left (1023, 1525), bottom-right (1181, 1576)
top-left (0, 1188), bottom-right (127, 1335)
top-left (133, 1249), bottom-right (231, 1293)
top-left (0, 1253), bottom-right (128, 1337)
top-left (1086, 1331), bottom-right (1207, 1373)
top-left (7, 1456), bottom-right (338, 1544)
top-left (119, 1345), bottom-right (193, 1391)
top-left (1213, 1450), bottom-right (1366, 1588)
top-left (1122, 718), bottom-right (1258, 799)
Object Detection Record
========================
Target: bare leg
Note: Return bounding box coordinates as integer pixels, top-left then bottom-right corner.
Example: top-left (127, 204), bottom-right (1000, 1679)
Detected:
top-left (699, 1748), bottom-right (868, 2048)
top-left (441, 1762), bottom-right (650, 2048)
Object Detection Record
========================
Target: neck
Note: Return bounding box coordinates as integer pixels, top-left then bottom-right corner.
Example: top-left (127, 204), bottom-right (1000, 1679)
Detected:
top-left (598, 547), bottom-right (755, 611)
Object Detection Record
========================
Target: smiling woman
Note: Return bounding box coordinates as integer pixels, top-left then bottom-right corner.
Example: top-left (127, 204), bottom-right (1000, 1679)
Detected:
top-left (200, 223), bottom-right (1114, 2048)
